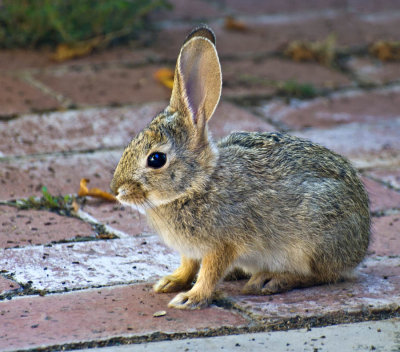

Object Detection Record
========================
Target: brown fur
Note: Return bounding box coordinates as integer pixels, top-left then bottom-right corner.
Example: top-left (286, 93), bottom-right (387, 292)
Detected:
top-left (110, 26), bottom-right (371, 309)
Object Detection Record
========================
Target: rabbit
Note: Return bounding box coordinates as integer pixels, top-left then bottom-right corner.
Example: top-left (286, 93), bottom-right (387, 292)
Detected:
top-left (110, 25), bottom-right (370, 310)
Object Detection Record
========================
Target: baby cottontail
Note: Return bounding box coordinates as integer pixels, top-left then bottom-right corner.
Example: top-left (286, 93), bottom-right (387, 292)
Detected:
top-left (111, 25), bottom-right (370, 309)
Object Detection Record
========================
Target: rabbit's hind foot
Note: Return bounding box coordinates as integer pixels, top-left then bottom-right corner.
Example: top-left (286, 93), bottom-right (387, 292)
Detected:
top-left (241, 271), bottom-right (272, 294)
top-left (261, 274), bottom-right (322, 295)
top-left (242, 272), bottom-right (323, 295)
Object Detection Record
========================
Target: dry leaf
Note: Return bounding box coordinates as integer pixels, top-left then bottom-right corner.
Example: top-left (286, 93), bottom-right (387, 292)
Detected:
top-left (78, 178), bottom-right (116, 202)
top-left (154, 68), bottom-right (174, 89)
top-left (51, 27), bottom-right (132, 62)
top-left (51, 40), bottom-right (100, 62)
top-left (153, 310), bottom-right (167, 317)
top-left (72, 199), bottom-right (81, 212)
top-left (284, 34), bottom-right (336, 66)
top-left (97, 233), bottom-right (118, 239)
top-left (224, 16), bottom-right (248, 31)
top-left (285, 41), bottom-right (316, 62)
top-left (370, 41), bottom-right (400, 61)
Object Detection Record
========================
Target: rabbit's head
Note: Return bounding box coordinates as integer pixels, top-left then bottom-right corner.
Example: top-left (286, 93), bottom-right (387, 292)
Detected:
top-left (111, 26), bottom-right (222, 209)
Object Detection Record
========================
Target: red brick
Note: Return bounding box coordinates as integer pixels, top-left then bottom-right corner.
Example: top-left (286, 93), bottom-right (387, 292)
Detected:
top-left (0, 276), bottom-right (20, 296)
top-left (0, 101), bottom-right (268, 158)
top-left (223, 255), bottom-right (400, 321)
top-left (348, 0), bottom-right (400, 13)
top-left (362, 177), bottom-right (400, 213)
top-left (0, 151), bottom-right (121, 200)
top-left (150, 0), bottom-right (223, 21)
top-left (0, 284), bottom-right (248, 351)
top-left (210, 101), bottom-right (275, 137)
top-left (222, 58), bottom-right (351, 99)
top-left (218, 0), bottom-right (347, 14)
top-left (0, 102), bottom-right (271, 201)
top-left (80, 201), bottom-right (150, 236)
top-left (365, 168), bottom-right (400, 191)
top-left (370, 215), bottom-right (400, 256)
top-left (215, 16), bottom-right (397, 58)
top-left (295, 118), bottom-right (400, 169)
top-left (0, 103), bottom-right (164, 157)
top-left (357, 16), bottom-right (400, 43)
top-left (258, 88), bottom-right (400, 129)
top-left (35, 65), bottom-right (171, 107)
top-left (154, 18), bottom-right (362, 60)
top-left (0, 236), bottom-right (179, 291)
top-left (56, 47), bottom-right (160, 67)
top-left (0, 205), bottom-right (94, 249)
top-left (0, 47), bottom-right (159, 72)
top-left (0, 74), bottom-right (60, 118)
top-left (0, 49), bottom-right (51, 72)
top-left (345, 58), bottom-right (400, 86)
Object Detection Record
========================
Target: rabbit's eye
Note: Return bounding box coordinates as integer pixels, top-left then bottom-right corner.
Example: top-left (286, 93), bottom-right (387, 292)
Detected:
top-left (147, 152), bottom-right (167, 169)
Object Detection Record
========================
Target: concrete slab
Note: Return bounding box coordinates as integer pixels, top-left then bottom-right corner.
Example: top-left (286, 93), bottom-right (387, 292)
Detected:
top-left (74, 318), bottom-right (400, 352)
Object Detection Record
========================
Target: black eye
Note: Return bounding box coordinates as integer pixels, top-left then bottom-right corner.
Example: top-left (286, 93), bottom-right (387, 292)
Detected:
top-left (147, 152), bottom-right (167, 169)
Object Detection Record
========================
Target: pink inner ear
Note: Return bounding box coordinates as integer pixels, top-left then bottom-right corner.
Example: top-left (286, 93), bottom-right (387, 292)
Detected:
top-left (172, 36), bottom-right (222, 127)
top-left (179, 49), bottom-right (206, 124)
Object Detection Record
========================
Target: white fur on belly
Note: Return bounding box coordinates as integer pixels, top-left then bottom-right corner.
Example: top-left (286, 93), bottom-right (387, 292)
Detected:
top-left (236, 247), bottom-right (311, 276)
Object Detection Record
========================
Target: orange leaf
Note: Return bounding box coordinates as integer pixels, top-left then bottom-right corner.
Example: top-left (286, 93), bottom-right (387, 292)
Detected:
top-left (78, 178), bottom-right (116, 202)
top-left (72, 199), bottom-right (81, 212)
top-left (224, 16), bottom-right (248, 31)
top-left (51, 43), bottom-right (96, 62)
top-left (369, 41), bottom-right (400, 61)
top-left (154, 68), bottom-right (174, 89)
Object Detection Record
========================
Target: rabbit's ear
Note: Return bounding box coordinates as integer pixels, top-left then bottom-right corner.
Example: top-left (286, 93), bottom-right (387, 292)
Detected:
top-left (170, 26), bottom-right (222, 130)
top-left (183, 25), bottom-right (216, 45)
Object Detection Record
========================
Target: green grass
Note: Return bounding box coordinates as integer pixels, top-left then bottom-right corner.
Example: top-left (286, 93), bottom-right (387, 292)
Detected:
top-left (8, 186), bottom-right (75, 216)
top-left (238, 74), bottom-right (318, 100)
top-left (277, 80), bottom-right (317, 99)
top-left (0, 0), bottom-right (170, 48)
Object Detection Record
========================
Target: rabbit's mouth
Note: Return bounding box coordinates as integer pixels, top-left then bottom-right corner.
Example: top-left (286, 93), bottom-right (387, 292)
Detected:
top-left (115, 184), bottom-right (148, 207)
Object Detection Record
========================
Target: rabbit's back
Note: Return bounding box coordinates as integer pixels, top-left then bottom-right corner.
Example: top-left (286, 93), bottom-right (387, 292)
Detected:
top-left (213, 131), bottom-right (370, 277)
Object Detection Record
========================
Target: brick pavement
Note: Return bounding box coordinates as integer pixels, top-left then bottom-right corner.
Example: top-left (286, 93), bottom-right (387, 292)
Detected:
top-left (0, 1), bottom-right (399, 351)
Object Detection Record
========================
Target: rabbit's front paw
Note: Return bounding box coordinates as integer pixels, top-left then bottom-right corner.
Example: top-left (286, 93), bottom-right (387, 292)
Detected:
top-left (168, 291), bottom-right (210, 310)
top-left (153, 275), bottom-right (192, 293)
